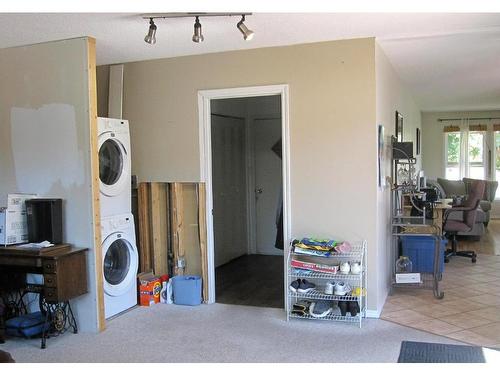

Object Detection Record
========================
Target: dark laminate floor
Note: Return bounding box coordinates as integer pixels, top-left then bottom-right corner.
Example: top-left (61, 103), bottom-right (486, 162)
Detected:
top-left (215, 254), bottom-right (284, 308)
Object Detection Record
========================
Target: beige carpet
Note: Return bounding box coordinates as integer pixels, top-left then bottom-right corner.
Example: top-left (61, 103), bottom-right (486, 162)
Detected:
top-left (1, 303), bottom-right (463, 363)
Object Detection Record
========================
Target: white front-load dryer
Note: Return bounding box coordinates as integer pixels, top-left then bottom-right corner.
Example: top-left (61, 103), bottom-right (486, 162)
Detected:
top-left (98, 117), bottom-right (131, 217)
top-left (101, 213), bottom-right (138, 319)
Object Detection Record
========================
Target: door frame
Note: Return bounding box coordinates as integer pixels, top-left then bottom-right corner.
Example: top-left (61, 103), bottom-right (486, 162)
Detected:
top-left (198, 84), bottom-right (291, 304)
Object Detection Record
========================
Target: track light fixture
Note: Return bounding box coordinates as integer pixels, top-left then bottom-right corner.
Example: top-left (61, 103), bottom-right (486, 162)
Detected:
top-left (192, 16), bottom-right (204, 43)
top-left (144, 18), bottom-right (157, 44)
top-left (141, 13), bottom-right (253, 45)
top-left (237, 15), bottom-right (254, 41)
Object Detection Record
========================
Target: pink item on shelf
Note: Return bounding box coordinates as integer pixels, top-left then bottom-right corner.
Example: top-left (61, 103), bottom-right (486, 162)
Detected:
top-left (334, 241), bottom-right (352, 253)
top-left (291, 259), bottom-right (339, 274)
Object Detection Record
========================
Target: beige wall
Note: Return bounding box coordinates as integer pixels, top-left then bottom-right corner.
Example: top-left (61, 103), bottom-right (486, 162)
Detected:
top-left (121, 38), bottom-right (381, 310)
top-left (96, 65), bottom-right (110, 118)
top-left (0, 38), bottom-right (99, 332)
top-left (422, 110), bottom-right (500, 179)
top-left (375, 43), bottom-right (422, 312)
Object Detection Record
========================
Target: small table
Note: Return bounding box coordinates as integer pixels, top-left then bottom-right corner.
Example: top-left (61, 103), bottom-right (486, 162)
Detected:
top-left (432, 199), bottom-right (453, 236)
top-left (0, 244), bottom-right (88, 348)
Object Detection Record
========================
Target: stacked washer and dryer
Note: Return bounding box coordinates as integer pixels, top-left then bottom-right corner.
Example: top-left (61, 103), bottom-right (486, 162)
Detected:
top-left (98, 117), bottom-right (139, 319)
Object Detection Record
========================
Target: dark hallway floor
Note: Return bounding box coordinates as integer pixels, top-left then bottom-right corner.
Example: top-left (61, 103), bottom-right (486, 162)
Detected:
top-left (215, 254), bottom-right (284, 308)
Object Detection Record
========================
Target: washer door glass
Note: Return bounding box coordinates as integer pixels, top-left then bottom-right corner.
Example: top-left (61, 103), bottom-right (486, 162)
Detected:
top-left (99, 139), bottom-right (123, 186)
top-left (104, 239), bottom-right (131, 286)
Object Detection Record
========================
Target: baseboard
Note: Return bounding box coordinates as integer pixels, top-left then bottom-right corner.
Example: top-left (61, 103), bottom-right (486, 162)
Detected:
top-left (366, 309), bottom-right (381, 318)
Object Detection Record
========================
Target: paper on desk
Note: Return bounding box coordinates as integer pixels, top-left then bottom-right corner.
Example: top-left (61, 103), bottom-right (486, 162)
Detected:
top-left (17, 241), bottom-right (55, 248)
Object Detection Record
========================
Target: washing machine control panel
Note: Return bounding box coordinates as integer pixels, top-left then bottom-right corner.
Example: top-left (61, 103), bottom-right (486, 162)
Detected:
top-left (101, 215), bottom-right (133, 234)
top-left (98, 117), bottom-right (129, 133)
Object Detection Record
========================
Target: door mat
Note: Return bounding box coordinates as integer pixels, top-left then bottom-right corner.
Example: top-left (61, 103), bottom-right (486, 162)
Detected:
top-left (398, 341), bottom-right (494, 363)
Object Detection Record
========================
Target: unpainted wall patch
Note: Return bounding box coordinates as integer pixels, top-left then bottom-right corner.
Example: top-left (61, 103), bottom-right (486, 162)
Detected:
top-left (11, 104), bottom-right (85, 194)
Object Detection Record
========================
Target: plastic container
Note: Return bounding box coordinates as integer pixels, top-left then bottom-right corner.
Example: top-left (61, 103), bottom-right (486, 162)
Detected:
top-left (172, 275), bottom-right (202, 306)
top-left (395, 256), bottom-right (413, 273)
top-left (400, 236), bottom-right (447, 273)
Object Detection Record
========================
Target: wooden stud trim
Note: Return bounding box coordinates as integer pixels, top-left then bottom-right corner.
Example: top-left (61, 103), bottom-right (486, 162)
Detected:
top-left (197, 183), bottom-right (209, 302)
top-left (86, 37), bottom-right (105, 332)
top-left (171, 183), bottom-right (185, 276)
top-left (151, 182), bottom-right (168, 276)
top-left (138, 182), bottom-right (153, 272)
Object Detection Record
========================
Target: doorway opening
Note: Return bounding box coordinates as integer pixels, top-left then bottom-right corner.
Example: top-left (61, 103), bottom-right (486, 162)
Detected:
top-left (211, 95), bottom-right (283, 308)
top-left (198, 85), bottom-right (290, 308)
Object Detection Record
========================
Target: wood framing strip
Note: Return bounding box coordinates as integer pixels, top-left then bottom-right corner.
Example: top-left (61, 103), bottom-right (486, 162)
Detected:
top-left (151, 182), bottom-right (168, 276)
top-left (170, 183), bottom-right (185, 275)
top-left (494, 124), bottom-right (500, 132)
top-left (197, 183), bottom-right (209, 302)
top-left (138, 182), bottom-right (153, 272)
top-left (86, 37), bottom-right (105, 331)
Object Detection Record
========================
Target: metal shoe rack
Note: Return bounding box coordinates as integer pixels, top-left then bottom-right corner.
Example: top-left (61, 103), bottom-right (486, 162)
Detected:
top-left (286, 240), bottom-right (367, 327)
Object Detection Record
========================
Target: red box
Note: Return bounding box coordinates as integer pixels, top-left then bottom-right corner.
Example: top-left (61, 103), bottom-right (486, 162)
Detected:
top-left (138, 272), bottom-right (162, 306)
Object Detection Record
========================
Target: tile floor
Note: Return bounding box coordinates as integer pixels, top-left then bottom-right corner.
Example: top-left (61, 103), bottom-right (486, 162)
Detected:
top-left (381, 220), bottom-right (500, 348)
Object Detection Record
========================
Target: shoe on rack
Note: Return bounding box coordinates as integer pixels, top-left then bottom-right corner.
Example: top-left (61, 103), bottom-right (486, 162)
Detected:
top-left (297, 279), bottom-right (316, 293)
top-left (339, 262), bottom-right (351, 274)
top-left (348, 301), bottom-right (359, 317)
top-left (324, 281), bottom-right (337, 295)
top-left (309, 300), bottom-right (333, 318)
top-left (334, 281), bottom-right (351, 296)
top-left (337, 300), bottom-right (348, 316)
top-left (289, 279), bottom-right (301, 293)
top-left (292, 300), bottom-right (312, 316)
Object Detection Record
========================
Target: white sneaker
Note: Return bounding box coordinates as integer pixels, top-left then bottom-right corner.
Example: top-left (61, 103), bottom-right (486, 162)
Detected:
top-left (339, 262), bottom-right (351, 274)
top-left (334, 281), bottom-right (351, 296)
top-left (350, 262), bottom-right (362, 275)
top-left (324, 281), bottom-right (336, 295)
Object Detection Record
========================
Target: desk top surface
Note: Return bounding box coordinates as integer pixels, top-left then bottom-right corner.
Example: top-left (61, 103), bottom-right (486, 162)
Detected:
top-left (0, 244), bottom-right (88, 258)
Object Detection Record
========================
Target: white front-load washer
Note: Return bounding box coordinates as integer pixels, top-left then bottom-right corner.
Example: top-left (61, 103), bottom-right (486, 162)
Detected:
top-left (101, 213), bottom-right (138, 319)
top-left (98, 117), bottom-right (131, 217)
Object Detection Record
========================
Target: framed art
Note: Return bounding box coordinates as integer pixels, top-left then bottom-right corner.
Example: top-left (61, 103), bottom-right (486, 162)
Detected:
top-left (395, 111), bottom-right (403, 142)
top-left (416, 128), bottom-right (421, 155)
top-left (378, 124), bottom-right (384, 187)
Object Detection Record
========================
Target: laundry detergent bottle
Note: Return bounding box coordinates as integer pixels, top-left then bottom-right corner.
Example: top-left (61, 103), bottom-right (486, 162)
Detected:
top-left (160, 274), bottom-right (170, 304)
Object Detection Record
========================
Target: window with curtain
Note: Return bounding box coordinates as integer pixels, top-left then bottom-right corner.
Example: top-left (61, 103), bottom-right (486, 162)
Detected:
top-left (443, 122), bottom-right (488, 181)
top-left (494, 126), bottom-right (500, 198)
top-left (445, 131), bottom-right (461, 180)
top-left (468, 129), bottom-right (486, 179)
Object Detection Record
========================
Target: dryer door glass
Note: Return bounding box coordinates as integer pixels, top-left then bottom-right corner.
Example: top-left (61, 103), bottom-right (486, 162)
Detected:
top-left (99, 139), bottom-right (124, 185)
top-left (104, 239), bottom-right (131, 286)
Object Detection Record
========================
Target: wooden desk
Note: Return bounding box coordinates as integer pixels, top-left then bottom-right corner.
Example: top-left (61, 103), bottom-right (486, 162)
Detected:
top-left (0, 244), bottom-right (88, 348)
top-left (432, 199), bottom-right (453, 236)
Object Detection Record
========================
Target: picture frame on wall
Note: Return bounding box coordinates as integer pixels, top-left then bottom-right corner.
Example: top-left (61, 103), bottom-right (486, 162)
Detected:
top-left (395, 111), bottom-right (403, 142)
top-left (416, 128), bottom-right (421, 155)
top-left (378, 124), bottom-right (384, 187)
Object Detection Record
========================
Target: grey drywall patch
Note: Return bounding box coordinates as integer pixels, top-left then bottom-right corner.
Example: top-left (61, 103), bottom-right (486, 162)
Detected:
top-left (11, 104), bottom-right (85, 194)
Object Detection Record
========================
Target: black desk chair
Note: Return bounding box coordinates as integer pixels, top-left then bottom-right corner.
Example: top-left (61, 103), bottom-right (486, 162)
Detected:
top-left (443, 180), bottom-right (485, 263)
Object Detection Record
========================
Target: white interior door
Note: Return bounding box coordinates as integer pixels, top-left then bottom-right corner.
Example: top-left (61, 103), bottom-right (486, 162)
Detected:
top-left (253, 118), bottom-right (283, 255)
top-left (211, 114), bottom-right (248, 267)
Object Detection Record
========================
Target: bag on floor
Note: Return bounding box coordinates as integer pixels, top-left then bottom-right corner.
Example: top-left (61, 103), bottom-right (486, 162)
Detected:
top-left (5, 312), bottom-right (50, 338)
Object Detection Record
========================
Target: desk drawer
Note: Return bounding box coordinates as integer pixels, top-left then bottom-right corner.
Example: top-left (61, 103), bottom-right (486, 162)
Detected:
top-left (44, 274), bottom-right (57, 287)
top-left (42, 260), bottom-right (57, 274)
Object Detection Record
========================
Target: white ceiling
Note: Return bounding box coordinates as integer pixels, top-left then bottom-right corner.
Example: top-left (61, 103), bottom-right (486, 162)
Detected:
top-left (1, 12), bottom-right (500, 111)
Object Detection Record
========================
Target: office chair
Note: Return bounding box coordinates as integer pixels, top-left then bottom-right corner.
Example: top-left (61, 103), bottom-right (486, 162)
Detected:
top-left (443, 180), bottom-right (486, 263)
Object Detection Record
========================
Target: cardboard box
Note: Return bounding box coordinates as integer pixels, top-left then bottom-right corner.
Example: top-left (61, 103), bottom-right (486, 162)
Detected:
top-left (0, 193), bottom-right (37, 246)
top-left (6, 193), bottom-right (37, 212)
top-left (0, 210), bottom-right (29, 245)
top-left (138, 271), bottom-right (161, 306)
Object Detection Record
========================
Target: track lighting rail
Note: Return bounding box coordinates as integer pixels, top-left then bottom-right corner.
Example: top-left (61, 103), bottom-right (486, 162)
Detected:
top-left (140, 12), bottom-right (252, 20)
top-left (142, 12), bottom-right (254, 44)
